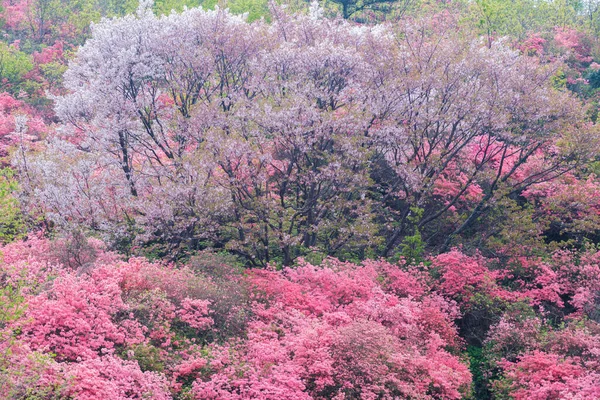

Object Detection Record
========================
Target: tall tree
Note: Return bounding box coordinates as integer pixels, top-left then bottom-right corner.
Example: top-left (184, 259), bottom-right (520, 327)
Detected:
top-left (19, 5), bottom-right (597, 264)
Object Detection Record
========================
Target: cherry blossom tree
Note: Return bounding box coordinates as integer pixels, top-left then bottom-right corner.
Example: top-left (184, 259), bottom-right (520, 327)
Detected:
top-left (19, 5), bottom-right (595, 265)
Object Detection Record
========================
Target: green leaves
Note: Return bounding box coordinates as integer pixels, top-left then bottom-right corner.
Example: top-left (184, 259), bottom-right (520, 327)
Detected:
top-left (399, 206), bottom-right (425, 265)
top-left (0, 169), bottom-right (25, 245)
top-left (0, 43), bottom-right (33, 95)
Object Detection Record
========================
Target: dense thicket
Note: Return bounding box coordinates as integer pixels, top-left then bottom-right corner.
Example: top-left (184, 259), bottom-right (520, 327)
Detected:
top-left (1, 237), bottom-right (473, 399)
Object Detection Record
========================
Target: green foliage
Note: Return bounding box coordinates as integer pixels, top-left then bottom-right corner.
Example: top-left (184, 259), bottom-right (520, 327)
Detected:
top-left (0, 43), bottom-right (33, 94)
top-left (469, 0), bottom-right (578, 40)
top-left (326, 0), bottom-right (416, 20)
top-left (467, 345), bottom-right (489, 399)
top-left (226, 0), bottom-right (270, 21)
top-left (485, 198), bottom-right (548, 258)
top-left (399, 206), bottom-right (425, 265)
top-left (38, 61), bottom-right (67, 89)
top-left (0, 169), bottom-right (26, 245)
top-left (129, 344), bottom-right (165, 372)
top-left (300, 246), bottom-right (327, 267)
top-left (97, 0), bottom-right (139, 15)
top-left (0, 280), bottom-right (26, 334)
top-left (154, 0), bottom-right (202, 14)
top-left (0, 279), bottom-right (28, 395)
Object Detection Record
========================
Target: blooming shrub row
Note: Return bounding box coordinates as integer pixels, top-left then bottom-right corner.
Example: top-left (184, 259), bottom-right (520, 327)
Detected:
top-left (0, 237), bottom-right (473, 399)
top-left (2, 235), bottom-right (600, 398)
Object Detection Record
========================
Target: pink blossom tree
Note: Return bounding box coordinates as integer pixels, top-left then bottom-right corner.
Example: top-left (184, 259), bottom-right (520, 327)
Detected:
top-left (19, 6), bottom-right (596, 265)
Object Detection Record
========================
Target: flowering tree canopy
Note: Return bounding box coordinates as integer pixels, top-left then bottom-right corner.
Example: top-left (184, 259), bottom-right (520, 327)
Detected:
top-left (18, 5), bottom-right (597, 265)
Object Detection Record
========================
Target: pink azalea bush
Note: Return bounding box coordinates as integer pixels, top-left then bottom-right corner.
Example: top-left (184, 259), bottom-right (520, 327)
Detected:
top-left (191, 259), bottom-right (470, 399)
top-left (487, 319), bottom-right (600, 399)
top-left (0, 92), bottom-right (46, 161)
top-left (2, 236), bottom-right (600, 399)
top-left (0, 238), bottom-right (472, 399)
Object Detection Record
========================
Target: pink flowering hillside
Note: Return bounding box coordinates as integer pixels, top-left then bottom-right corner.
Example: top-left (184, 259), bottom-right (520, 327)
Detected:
top-left (0, 237), bottom-right (474, 399)
top-left (4, 236), bottom-right (600, 398)
top-left (3, 1), bottom-right (600, 399)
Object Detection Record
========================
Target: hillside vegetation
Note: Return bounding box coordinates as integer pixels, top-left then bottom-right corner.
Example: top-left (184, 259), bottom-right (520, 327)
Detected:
top-left (1, 1), bottom-right (600, 399)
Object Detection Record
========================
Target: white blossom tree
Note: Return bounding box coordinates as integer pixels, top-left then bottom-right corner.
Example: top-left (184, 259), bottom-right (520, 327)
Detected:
top-left (19, 5), bottom-right (597, 264)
